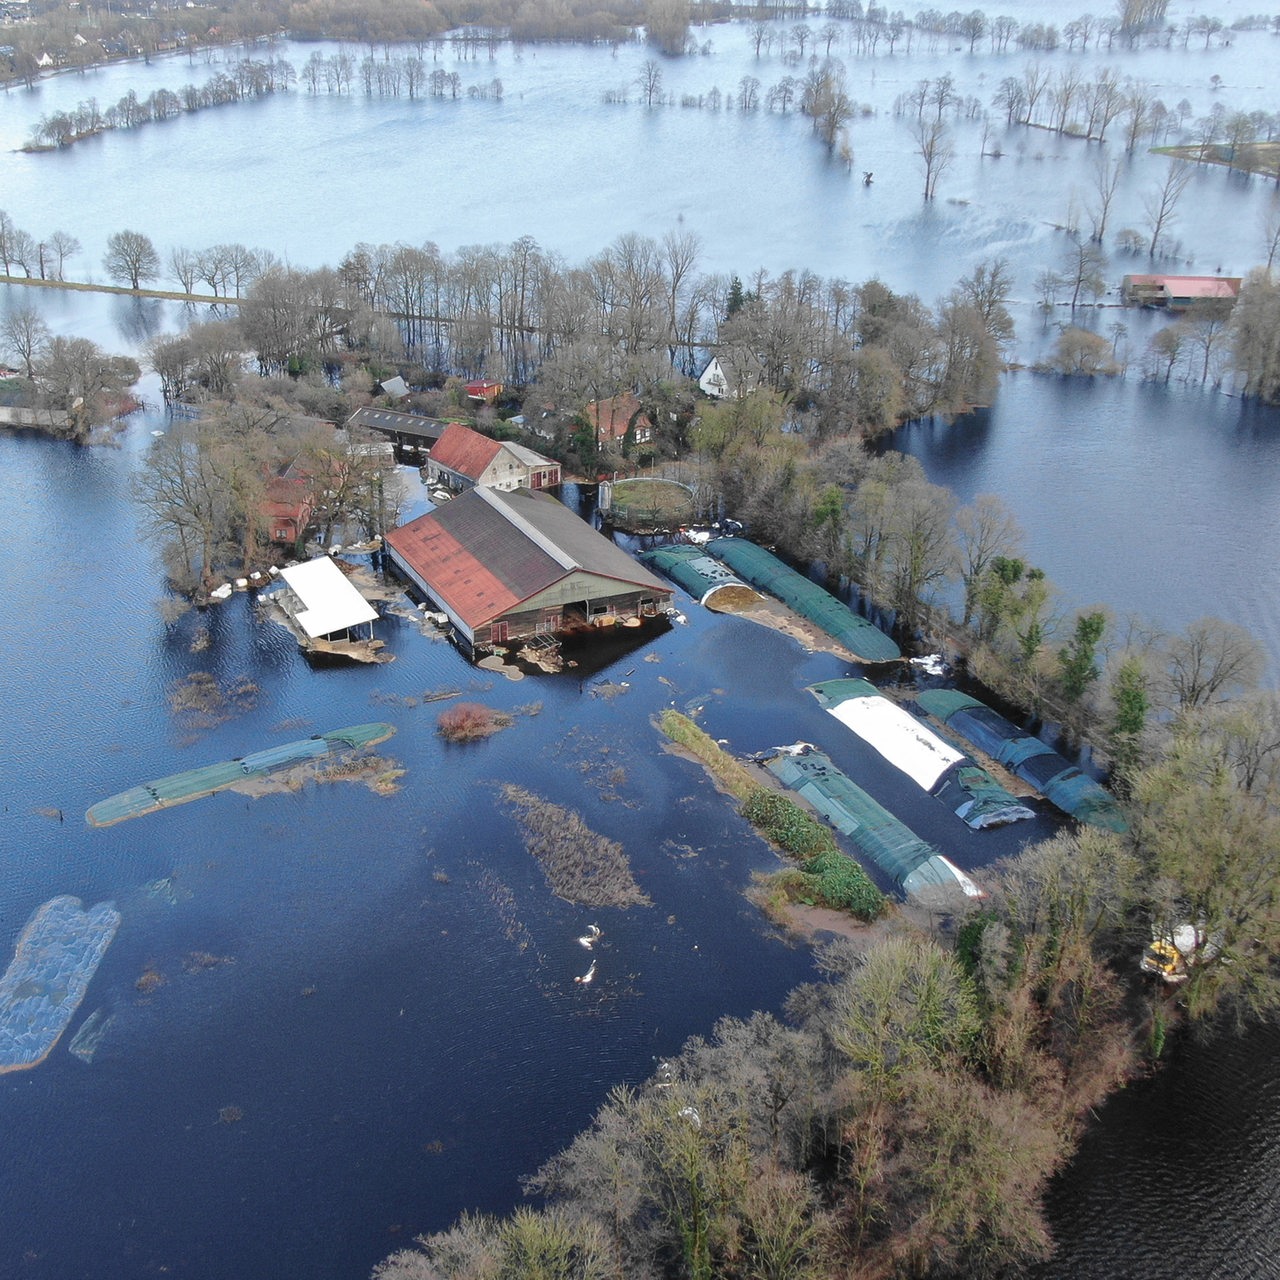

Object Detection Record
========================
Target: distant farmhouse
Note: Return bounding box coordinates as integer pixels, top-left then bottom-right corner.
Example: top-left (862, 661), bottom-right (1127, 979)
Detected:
top-left (427, 422), bottom-right (560, 494)
top-left (1121, 274), bottom-right (1243, 311)
top-left (585, 393), bottom-right (652, 449)
top-left (385, 486), bottom-right (672, 652)
top-left (697, 353), bottom-right (762, 400)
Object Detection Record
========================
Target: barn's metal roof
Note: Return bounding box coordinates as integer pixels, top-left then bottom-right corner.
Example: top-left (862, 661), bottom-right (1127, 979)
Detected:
top-left (385, 488), bottom-right (670, 629)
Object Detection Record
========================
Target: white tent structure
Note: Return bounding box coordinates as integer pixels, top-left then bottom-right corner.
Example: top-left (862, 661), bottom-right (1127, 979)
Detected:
top-left (273, 557), bottom-right (378, 642)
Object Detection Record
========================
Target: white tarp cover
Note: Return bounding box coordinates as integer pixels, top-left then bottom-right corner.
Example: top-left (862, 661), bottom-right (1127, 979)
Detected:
top-left (278, 557), bottom-right (378, 639)
top-left (823, 694), bottom-right (964, 790)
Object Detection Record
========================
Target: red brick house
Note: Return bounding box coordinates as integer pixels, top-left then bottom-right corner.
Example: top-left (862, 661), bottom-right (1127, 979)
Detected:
top-left (585, 393), bottom-right (653, 449)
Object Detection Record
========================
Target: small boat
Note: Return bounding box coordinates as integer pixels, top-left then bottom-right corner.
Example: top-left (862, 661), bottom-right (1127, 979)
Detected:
top-left (574, 960), bottom-right (597, 985)
top-left (577, 924), bottom-right (602, 949)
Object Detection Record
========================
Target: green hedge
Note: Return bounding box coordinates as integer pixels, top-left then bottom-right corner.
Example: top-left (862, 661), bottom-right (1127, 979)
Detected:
top-left (659, 711), bottom-right (885, 922)
top-left (742, 789), bottom-right (837, 860)
top-left (801, 850), bottom-right (886, 920)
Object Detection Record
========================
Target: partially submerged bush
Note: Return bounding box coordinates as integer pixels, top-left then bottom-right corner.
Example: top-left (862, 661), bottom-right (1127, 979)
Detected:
top-left (437, 701), bottom-right (513, 742)
top-left (502, 784), bottom-right (650, 909)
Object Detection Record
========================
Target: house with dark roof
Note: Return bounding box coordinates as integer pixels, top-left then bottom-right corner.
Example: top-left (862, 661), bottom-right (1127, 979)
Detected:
top-left (697, 352), bottom-right (763, 400)
top-left (345, 406), bottom-right (448, 451)
top-left (384, 487), bottom-right (672, 650)
top-left (427, 422), bottom-right (560, 494)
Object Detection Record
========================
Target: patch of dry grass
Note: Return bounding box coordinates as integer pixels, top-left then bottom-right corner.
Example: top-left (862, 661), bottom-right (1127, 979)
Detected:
top-left (501, 784), bottom-right (650, 909)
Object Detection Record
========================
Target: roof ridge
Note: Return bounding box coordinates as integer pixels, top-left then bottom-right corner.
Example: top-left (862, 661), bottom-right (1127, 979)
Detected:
top-left (473, 486), bottom-right (577, 572)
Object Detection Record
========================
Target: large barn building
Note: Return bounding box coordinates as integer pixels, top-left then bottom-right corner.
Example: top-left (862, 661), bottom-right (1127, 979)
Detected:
top-left (384, 487), bottom-right (672, 651)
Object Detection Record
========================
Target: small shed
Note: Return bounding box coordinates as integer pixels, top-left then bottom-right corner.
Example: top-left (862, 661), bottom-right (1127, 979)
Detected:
top-left (465, 379), bottom-right (504, 404)
top-left (270, 557), bottom-right (383, 659)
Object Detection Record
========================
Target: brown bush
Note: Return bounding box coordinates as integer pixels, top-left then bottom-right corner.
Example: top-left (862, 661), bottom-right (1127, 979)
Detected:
top-left (437, 701), bottom-right (513, 742)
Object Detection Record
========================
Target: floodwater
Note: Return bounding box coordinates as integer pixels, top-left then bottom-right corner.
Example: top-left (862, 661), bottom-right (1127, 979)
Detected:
top-left (2, 5), bottom-right (1280, 1277)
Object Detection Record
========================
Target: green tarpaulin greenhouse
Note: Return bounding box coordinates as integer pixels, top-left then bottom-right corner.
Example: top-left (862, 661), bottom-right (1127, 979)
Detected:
top-left (765, 749), bottom-right (982, 901)
top-left (704, 538), bottom-right (900, 662)
top-left (915, 690), bottom-right (1127, 832)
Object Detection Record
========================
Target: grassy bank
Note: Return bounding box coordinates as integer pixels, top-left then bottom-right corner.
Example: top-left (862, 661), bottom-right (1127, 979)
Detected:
top-left (0, 274), bottom-right (233, 306)
top-left (658, 710), bottom-right (886, 921)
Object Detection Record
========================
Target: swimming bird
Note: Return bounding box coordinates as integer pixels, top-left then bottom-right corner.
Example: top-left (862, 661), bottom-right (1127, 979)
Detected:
top-left (574, 960), bottom-right (597, 985)
top-left (578, 924), bottom-right (602, 949)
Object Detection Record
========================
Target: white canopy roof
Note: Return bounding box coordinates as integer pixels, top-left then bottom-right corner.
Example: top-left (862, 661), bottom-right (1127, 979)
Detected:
top-left (277, 557), bottom-right (378, 639)
top-left (822, 694), bottom-right (964, 791)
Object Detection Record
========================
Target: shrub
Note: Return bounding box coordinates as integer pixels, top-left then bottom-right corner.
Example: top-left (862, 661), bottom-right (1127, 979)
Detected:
top-left (742, 789), bottom-right (837, 860)
top-left (437, 701), bottom-right (513, 742)
top-left (802, 849), bottom-right (886, 919)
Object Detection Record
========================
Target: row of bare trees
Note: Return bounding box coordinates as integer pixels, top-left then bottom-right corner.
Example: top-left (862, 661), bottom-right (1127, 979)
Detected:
top-left (28, 59), bottom-right (295, 150)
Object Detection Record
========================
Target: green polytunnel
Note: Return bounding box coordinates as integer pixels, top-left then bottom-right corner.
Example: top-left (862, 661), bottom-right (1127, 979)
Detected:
top-left (704, 538), bottom-right (900, 662)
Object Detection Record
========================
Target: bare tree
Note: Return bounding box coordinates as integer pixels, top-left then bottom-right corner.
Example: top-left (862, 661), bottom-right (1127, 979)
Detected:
top-left (914, 117), bottom-right (953, 200)
top-left (1143, 163), bottom-right (1193, 257)
top-left (1263, 201), bottom-right (1280, 273)
top-left (636, 58), bottom-right (663, 108)
top-left (1060, 237), bottom-right (1107, 309)
top-left (1087, 154), bottom-right (1123, 243)
top-left (1159, 616), bottom-right (1264, 710)
top-left (44, 230), bottom-right (80, 281)
top-left (0, 304), bottom-right (51, 380)
top-left (103, 229), bottom-right (161, 289)
top-left (955, 495), bottom-right (1025, 627)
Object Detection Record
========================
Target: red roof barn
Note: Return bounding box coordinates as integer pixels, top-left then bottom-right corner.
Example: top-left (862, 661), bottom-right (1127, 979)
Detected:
top-left (384, 487), bottom-right (671, 651)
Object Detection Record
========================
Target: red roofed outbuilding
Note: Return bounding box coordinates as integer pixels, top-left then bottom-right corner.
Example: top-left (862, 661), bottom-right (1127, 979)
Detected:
top-left (1122, 274), bottom-right (1242, 310)
top-left (427, 422), bottom-right (560, 493)
top-left (464, 379), bottom-right (504, 404)
top-left (384, 487), bottom-right (671, 650)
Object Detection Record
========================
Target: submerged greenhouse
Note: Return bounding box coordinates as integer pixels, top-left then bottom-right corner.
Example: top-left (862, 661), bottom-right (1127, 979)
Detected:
top-left (638, 545), bottom-right (764, 610)
top-left (86, 723), bottom-right (396, 827)
top-left (807, 678), bottom-right (1035, 829)
top-left (703, 538), bottom-right (900, 662)
top-left (0, 896), bottom-right (121, 1074)
top-left (765, 748), bottom-right (982, 902)
top-left (915, 690), bottom-right (1128, 832)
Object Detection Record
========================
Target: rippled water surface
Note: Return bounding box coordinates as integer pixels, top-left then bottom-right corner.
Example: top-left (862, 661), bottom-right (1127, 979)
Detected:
top-left (3, 5), bottom-right (1280, 1275)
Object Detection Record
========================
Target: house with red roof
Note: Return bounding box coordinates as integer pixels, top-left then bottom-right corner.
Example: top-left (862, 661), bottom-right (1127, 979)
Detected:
top-left (384, 486), bottom-right (672, 651)
top-left (262, 461), bottom-right (315, 549)
top-left (585, 393), bottom-right (653, 449)
top-left (427, 422), bottom-right (560, 494)
top-left (464, 379), bottom-right (504, 404)
top-left (1121, 274), bottom-right (1242, 311)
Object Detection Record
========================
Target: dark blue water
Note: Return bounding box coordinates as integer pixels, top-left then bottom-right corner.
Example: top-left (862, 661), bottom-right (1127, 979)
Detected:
top-left (1, 422), bottom-right (1054, 1278)
top-left (3, 7), bottom-right (1280, 1273)
top-left (896, 372), bottom-right (1280, 672)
